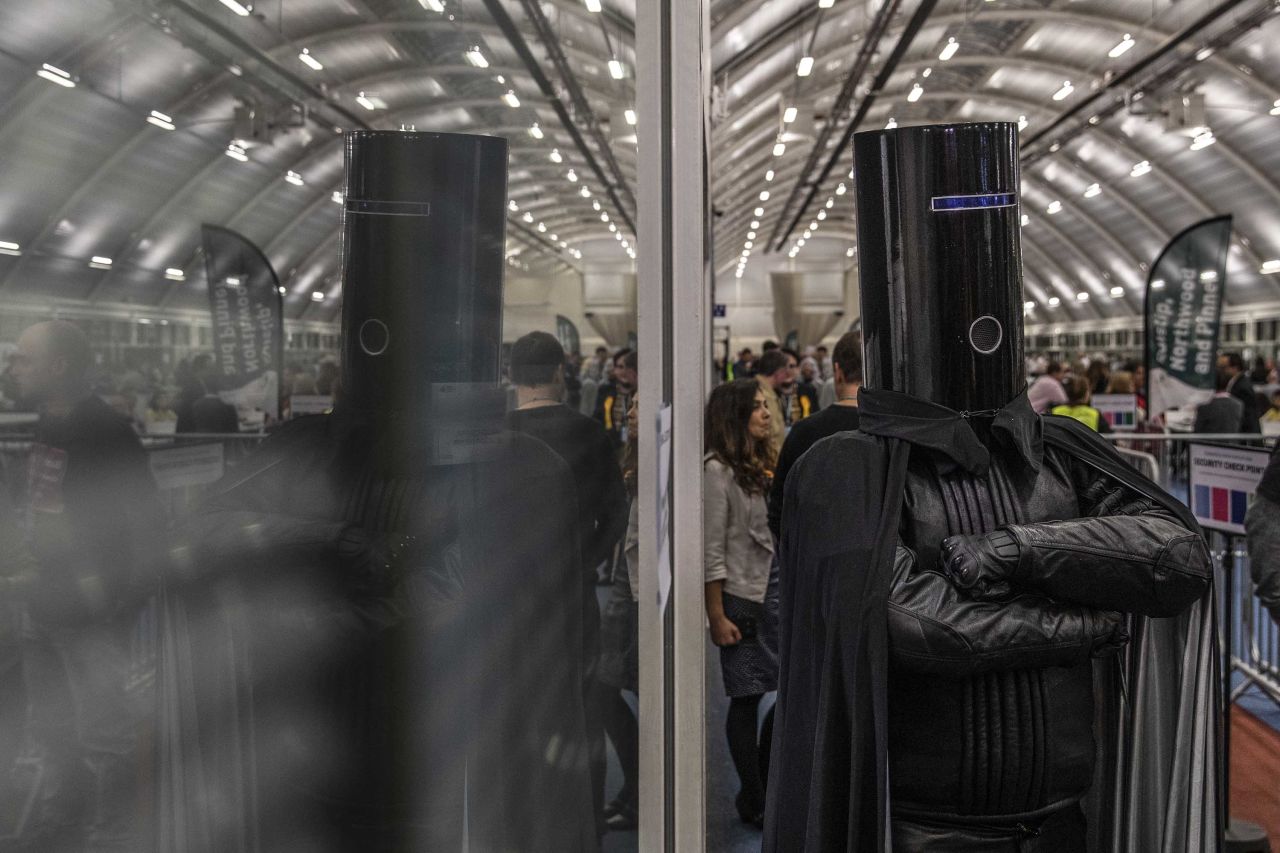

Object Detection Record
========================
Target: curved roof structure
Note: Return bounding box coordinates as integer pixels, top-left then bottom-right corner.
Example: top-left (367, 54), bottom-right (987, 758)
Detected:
top-left (1, 0), bottom-right (1277, 330)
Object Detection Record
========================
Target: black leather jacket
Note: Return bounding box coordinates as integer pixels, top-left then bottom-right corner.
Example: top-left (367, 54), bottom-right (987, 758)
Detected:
top-left (886, 440), bottom-right (1210, 820)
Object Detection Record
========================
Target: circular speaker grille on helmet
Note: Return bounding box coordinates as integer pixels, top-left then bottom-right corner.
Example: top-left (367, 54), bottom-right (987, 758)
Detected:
top-left (358, 318), bottom-right (390, 356)
top-left (968, 315), bottom-right (1003, 355)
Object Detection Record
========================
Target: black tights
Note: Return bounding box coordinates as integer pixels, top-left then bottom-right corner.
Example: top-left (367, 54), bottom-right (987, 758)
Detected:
top-left (726, 695), bottom-right (775, 815)
top-left (601, 687), bottom-right (639, 808)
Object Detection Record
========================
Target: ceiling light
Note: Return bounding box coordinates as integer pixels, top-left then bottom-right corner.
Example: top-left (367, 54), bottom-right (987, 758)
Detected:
top-left (225, 276), bottom-right (242, 286)
top-left (750, 220), bottom-right (760, 229)
top-left (1130, 160), bottom-right (1151, 177)
top-left (1195, 47), bottom-right (1214, 62)
top-left (90, 256), bottom-right (112, 269)
top-left (332, 191), bottom-right (344, 204)
top-left (789, 250), bottom-right (798, 258)
top-left (225, 143), bottom-right (248, 162)
top-left (1110, 286), bottom-right (1124, 298)
top-left (508, 200), bottom-right (519, 212)
top-left (624, 108), bottom-right (637, 125)
top-left (836, 183), bottom-right (847, 195)
top-left (0, 241), bottom-right (20, 256)
top-left (1260, 260), bottom-right (1280, 274)
top-left (419, 0), bottom-right (445, 11)
top-left (783, 106), bottom-right (798, 124)
top-left (608, 59), bottom-right (625, 79)
top-left (567, 169), bottom-right (578, 182)
top-left (1018, 115), bottom-right (1029, 131)
top-left (528, 123), bottom-right (544, 139)
top-left (744, 241), bottom-right (754, 249)
top-left (885, 117), bottom-right (897, 129)
top-left (1046, 200), bottom-right (1062, 214)
top-left (356, 92), bottom-right (378, 111)
top-left (825, 198), bottom-right (835, 209)
top-left (550, 149), bottom-right (563, 163)
top-left (796, 56), bottom-right (814, 77)
top-left (584, 0), bottom-right (602, 11)
top-left (765, 169), bottom-right (775, 181)
top-left (299, 49), bottom-right (323, 71)
top-left (285, 170), bottom-right (304, 186)
top-left (465, 47), bottom-right (489, 68)
top-left (580, 186), bottom-right (591, 197)
top-left (1151, 278), bottom-right (1165, 290)
top-left (1190, 130), bottom-right (1215, 150)
top-left (218, 0), bottom-right (251, 14)
top-left (939, 37), bottom-right (959, 61)
top-left (146, 110), bottom-right (175, 130)
top-left (593, 200), bottom-right (602, 210)
top-left (601, 212), bottom-right (610, 222)
top-left (37, 63), bottom-right (75, 88)
top-left (312, 292), bottom-right (325, 302)
top-left (759, 190), bottom-right (770, 201)
top-left (502, 90), bottom-right (521, 108)
top-left (817, 210), bottom-right (827, 220)
top-left (773, 141), bottom-right (786, 157)
top-left (747, 231), bottom-right (757, 240)
top-left (537, 222), bottom-right (547, 233)
top-left (922, 67), bottom-right (933, 78)
top-left (819, 0), bottom-right (835, 7)
top-left (754, 207), bottom-right (764, 217)
top-left (1021, 213), bottom-right (1029, 226)
top-left (1109, 34), bottom-right (1135, 58)
top-left (1024, 301), bottom-right (1036, 311)
top-left (277, 286), bottom-right (287, 295)
top-left (1052, 80), bottom-right (1073, 101)
top-left (1083, 182), bottom-right (1101, 198)
top-left (165, 268), bottom-right (185, 281)
top-left (1076, 292), bottom-right (1089, 301)
top-left (907, 83), bottom-right (923, 102)
top-left (1271, 99), bottom-right (1280, 116)
top-left (847, 247), bottom-right (856, 258)
top-left (522, 212), bottom-right (533, 223)
top-left (1048, 296), bottom-right (1060, 307)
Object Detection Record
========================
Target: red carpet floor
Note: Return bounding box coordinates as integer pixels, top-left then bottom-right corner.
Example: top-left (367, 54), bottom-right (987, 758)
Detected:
top-left (1231, 707), bottom-right (1280, 844)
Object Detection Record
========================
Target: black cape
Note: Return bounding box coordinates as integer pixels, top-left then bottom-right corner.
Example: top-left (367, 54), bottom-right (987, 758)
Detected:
top-left (156, 410), bottom-right (598, 852)
top-left (763, 389), bottom-right (1221, 853)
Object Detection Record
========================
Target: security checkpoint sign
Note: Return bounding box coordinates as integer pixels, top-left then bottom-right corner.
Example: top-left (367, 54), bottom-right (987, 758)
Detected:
top-left (148, 442), bottom-right (225, 491)
top-left (1188, 443), bottom-right (1271, 535)
top-left (1093, 394), bottom-right (1138, 431)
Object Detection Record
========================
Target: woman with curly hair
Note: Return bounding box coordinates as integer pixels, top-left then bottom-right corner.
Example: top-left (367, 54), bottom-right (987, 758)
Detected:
top-left (703, 378), bottom-right (778, 829)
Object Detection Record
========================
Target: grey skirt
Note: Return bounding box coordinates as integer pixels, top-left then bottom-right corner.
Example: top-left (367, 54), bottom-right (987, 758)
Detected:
top-left (718, 580), bottom-right (779, 699)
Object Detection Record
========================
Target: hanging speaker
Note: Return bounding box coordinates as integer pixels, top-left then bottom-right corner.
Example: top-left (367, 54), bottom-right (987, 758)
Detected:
top-left (968, 315), bottom-right (1003, 355)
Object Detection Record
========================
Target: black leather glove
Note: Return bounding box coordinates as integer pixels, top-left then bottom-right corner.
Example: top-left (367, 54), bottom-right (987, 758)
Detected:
top-left (338, 527), bottom-right (418, 594)
top-left (940, 530), bottom-right (1021, 600)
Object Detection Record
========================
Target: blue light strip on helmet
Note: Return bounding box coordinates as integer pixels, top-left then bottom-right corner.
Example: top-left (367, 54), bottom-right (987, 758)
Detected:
top-left (930, 193), bottom-right (1017, 212)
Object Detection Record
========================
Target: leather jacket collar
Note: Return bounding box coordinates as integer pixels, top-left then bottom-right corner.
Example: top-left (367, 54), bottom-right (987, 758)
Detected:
top-left (856, 387), bottom-right (1042, 476)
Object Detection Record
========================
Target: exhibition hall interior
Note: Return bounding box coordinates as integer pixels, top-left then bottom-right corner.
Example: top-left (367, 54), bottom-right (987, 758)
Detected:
top-left (0, 0), bottom-right (1279, 851)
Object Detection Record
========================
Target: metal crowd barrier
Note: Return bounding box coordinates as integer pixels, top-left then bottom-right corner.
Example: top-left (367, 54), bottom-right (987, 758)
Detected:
top-left (1105, 432), bottom-right (1280, 713)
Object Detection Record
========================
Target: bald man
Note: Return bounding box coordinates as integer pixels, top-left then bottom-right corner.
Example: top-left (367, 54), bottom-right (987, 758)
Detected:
top-left (9, 320), bottom-right (162, 851)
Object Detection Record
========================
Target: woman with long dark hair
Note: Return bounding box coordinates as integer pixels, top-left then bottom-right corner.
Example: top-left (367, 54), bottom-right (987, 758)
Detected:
top-left (703, 379), bottom-right (778, 828)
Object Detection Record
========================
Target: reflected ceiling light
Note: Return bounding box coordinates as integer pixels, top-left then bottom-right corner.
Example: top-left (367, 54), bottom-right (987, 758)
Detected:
top-left (146, 110), bottom-right (175, 130)
top-left (1190, 130), bottom-right (1215, 150)
top-left (165, 268), bottom-right (185, 281)
top-left (1199, 270), bottom-right (1218, 282)
top-left (528, 123), bottom-right (544, 139)
top-left (0, 241), bottom-right (20, 257)
top-left (836, 183), bottom-right (847, 195)
top-left (1046, 200), bottom-right (1062, 214)
top-left (465, 47), bottom-right (489, 68)
top-left (298, 49), bottom-right (323, 71)
top-left (1017, 114), bottom-right (1029, 131)
top-left (939, 37), bottom-right (959, 61)
top-left (1110, 286), bottom-right (1124, 298)
top-left (89, 256), bottom-right (112, 269)
top-left (549, 148), bottom-right (563, 163)
top-left (907, 83), bottom-right (923, 102)
top-left (796, 55), bottom-right (815, 77)
top-left (332, 191), bottom-right (344, 204)
top-left (1151, 278), bottom-right (1165, 289)
top-left (419, 0), bottom-right (445, 11)
top-left (754, 207), bottom-right (764, 216)
top-left (225, 142), bottom-right (249, 161)
top-left (759, 190), bottom-right (770, 201)
top-left (1076, 292), bottom-right (1089, 302)
top-left (1260, 260), bottom-right (1280, 274)
top-left (1047, 296), bottom-right (1060, 307)
top-left (783, 106), bottom-right (798, 123)
top-left (285, 170), bottom-right (304, 186)
top-left (1021, 213), bottom-right (1029, 226)
top-left (584, 0), bottom-right (602, 11)
top-left (1195, 47), bottom-right (1214, 61)
top-left (312, 292), bottom-right (326, 302)
top-left (502, 90), bottom-right (521, 108)
top-left (885, 117), bottom-right (897, 129)
top-left (218, 0), bottom-right (251, 14)
top-left (37, 63), bottom-right (75, 88)
top-left (1108, 34), bottom-right (1135, 58)
top-left (624, 108), bottom-right (637, 125)
top-left (1083, 182), bottom-right (1101, 198)
top-left (773, 141), bottom-right (786, 156)
top-left (1052, 80), bottom-right (1073, 101)
top-left (608, 59), bottom-right (625, 79)
top-left (1130, 159), bottom-right (1151, 177)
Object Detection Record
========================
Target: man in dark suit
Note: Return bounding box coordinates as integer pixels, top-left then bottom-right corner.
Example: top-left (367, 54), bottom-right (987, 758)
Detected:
top-left (1193, 369), bottom-right (1245, 434)
top-left (1219, 351), bottom-right (1260, 433)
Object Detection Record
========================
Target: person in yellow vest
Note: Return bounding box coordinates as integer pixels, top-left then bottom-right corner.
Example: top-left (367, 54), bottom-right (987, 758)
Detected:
top-left (1051, 375), bottom-right (1111, 433)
